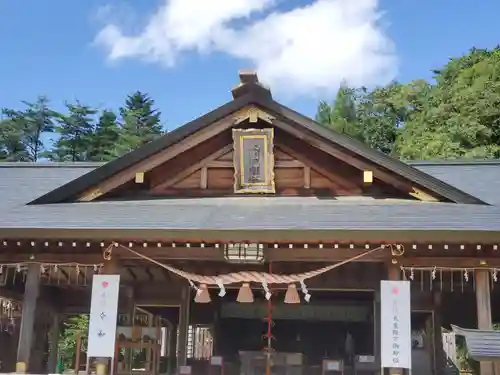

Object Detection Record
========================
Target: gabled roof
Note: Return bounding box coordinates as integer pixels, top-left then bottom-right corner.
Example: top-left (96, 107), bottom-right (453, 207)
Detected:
top-left (409, 160), bottom-right (500, 205)
top-left (0, 163), bottom-right (97, 210)
top-left (1, 163), bottom-right (500, 238)
top-left (29, 72), bottom-right (485, 205)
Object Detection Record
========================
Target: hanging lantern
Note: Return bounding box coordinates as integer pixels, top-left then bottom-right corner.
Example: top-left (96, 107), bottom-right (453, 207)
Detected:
top-left (194, 284), bottom-right (211, 303)
top-left (237, 283), bottom-right (254, 303)
top-left (284, 284), bottom-right (300, 304)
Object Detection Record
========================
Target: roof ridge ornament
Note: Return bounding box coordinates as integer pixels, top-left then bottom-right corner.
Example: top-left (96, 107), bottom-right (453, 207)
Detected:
top-left (231, 70), bottom-right (272, 100)
top-left (233, 106), bottom-right (274, 124)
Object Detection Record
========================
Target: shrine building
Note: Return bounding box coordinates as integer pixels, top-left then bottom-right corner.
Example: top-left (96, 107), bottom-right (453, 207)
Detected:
top-left (1, 71), bottom-right (500, 375)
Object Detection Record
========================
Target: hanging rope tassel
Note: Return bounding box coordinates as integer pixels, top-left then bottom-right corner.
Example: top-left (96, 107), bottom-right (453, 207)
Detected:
top-left (188, 279), bottom-right (200, 294)
top-left (216, 278), bottom-right (226, 297)
top-left (262, 281), bottom-right (271, 300)
top-left (299, 280), bottom-right (311, 302)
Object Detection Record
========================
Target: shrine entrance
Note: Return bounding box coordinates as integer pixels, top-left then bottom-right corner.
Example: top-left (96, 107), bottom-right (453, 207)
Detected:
top-left (215, 290), bottom-right (375, 375)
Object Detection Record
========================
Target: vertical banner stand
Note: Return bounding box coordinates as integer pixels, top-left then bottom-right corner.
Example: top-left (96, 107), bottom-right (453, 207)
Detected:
top-left (380, 280), bottom-right (411, 375)
top-left (86, 274), bottom-right (121, 375)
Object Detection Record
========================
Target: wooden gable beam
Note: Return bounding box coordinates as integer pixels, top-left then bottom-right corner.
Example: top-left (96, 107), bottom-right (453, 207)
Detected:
top-left (233, 106), bottom-right (274, 124)
top-left (78, 116), bottom-right (238, 202)
top-left (277, 142), bottom-right (361, 192)
top-left (410, 187), bottom-right (439, 202)
top-left (274, 118), bottom-right (440, 201)
top-left (151, 144), bottom-right (233, 191)
top-left (77, 105), bottom-right (276, 202)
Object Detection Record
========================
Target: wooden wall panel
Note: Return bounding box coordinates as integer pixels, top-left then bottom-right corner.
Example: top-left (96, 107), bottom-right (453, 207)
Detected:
top-left (207, 168), bottom-right (233, 189)
top-left (310, 170), bottom-right (331, 189)
top-left (173, 170), bottom-right (202, 189)
top-left (275, 168), bottom-right (304, 188)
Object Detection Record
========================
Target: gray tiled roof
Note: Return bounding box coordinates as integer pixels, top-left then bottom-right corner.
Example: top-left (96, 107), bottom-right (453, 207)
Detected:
top-left (0, 163), bottom-right (98, 210)
top-left (0, 162), bottom-right (499, 233)
top-left (409, 160), bottom-right (500, 205)
top-left (1, 197), bottom-right (500, 232)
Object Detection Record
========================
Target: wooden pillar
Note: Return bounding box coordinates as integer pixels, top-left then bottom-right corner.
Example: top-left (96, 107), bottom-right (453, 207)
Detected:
top-left (16, 263), bottom-right (41, 373)
top-left (177, 285), bottom-right (191, 368)
top-left (432, 291), bottom-right (444, 375)
top-left (47, 313), bottom-right (61, 373)
top-left (476, 269), bottom-right (494, 375)
top-left (387, 263), bottom-right (401, 281)
top-left (168, 323), bottom-right (178, 375)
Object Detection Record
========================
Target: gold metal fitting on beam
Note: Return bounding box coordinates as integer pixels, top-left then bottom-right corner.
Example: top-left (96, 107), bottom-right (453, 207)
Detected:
top-left (103, 246), bottom-right (113, 261)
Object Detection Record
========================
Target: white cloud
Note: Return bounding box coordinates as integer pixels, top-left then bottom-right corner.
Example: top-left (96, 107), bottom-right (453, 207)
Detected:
top-left (94, 0), bottom-right (397, 96)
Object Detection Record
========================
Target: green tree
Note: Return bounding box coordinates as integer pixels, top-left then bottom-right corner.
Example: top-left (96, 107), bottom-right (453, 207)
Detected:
top-left (396, 47), bottom-right (500, 160)
top-left (2, 96), bottom-right (57, 161)
top-left (356, 81), bottom-right (429, 155)
top-left (116, 91), bottom-right (163, 154)
top-left (0, 117), bottom-right (29, 161)
top-left (89, 110), bottom-right (121, 161)
top-left (316, 83), bottom-right (362, 140)
top-left (58, 315), bottom-right (89, 371)
top-left (49, 102), bottom-right (97, 161)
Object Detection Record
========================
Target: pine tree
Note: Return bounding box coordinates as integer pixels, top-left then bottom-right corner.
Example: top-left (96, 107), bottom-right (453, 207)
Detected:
top-left (0, 118), bottom-right (29, 161)
top-left (49, 102), bottom-right (97, 161)
top-left (89, 110), bottom-right (120, 161)
top-left (116, 91), bottom-right (163, 154)
top-left (2, 96), bottom-right (57, 161)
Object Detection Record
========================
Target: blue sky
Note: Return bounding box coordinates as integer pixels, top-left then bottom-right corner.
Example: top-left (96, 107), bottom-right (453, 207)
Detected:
top-left (0, 0), bottom-right (498, 131)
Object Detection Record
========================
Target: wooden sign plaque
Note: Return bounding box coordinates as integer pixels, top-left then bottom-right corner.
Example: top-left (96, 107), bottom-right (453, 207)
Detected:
top-left (232, 128), bottom-right (275, 194)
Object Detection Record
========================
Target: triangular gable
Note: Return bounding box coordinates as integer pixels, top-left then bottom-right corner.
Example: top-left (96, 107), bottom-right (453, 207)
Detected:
top-left (30, 72), bottom-right (486, 205)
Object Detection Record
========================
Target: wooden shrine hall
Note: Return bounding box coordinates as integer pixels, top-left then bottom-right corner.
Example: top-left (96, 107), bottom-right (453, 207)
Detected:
top-left (1, 71), bottom-right (500, 375)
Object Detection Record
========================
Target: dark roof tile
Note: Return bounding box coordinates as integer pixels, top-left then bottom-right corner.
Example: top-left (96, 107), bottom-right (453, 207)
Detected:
top-left (408, 160), bottom-right (500, 205)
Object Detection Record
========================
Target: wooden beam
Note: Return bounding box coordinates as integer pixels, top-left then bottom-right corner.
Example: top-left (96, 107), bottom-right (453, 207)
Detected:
top-left (303, 166), bottom-right (311, 189)
top-left (410, 187), bottom-right (438, 202)
top-left (400, 257), bottom-right (500, 268)
top-left (152, 144), bottom-right (233, 191)
top-left (233, 106), bottom-right (274, 124)
top-left (78, 116), bottom-right (236, 202)
top-left (277, 142), bottom-right (361, 192)
top-left (2, 246), bottom-right (500, 268)
top-left (0, 286), bottom-right (23, 301)
top-left (206, 159), bottom-right (304, 168)
top-left (274, 119), bottom-right (419, 195)
top-left (200, 167), bottom-right (208, 189)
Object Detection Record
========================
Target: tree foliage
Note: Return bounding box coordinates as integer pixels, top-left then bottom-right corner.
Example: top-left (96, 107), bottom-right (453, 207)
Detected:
top-left (0, 92), bottom-right (165, 162)
top-left (58, 315), bottom-right (89, 371)
top-left (316, 47), bottom-right (500, 160)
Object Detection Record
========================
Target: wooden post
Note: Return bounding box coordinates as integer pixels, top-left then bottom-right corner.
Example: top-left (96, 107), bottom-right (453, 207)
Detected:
top-left (387, 263), bottom-right (401, 281)
top-left (475, 269), bottom-right (494, 375)
top-left (168, 323), bottom-right (178, 375)
top-left (47, 313), bottom-right (61, 373)
top-left (16, 263), bottom-right (41, 373)
top-left (177, 285), bottom-right (191, 368)
top-left (432, 291), bottom-right (445, 375)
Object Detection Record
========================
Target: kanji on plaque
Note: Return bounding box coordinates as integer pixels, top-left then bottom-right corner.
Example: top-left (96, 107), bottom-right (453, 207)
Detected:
top-left (87, 275), bottom-right (120, 358)
top-left (381, 280), bottom-right (411, 369)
